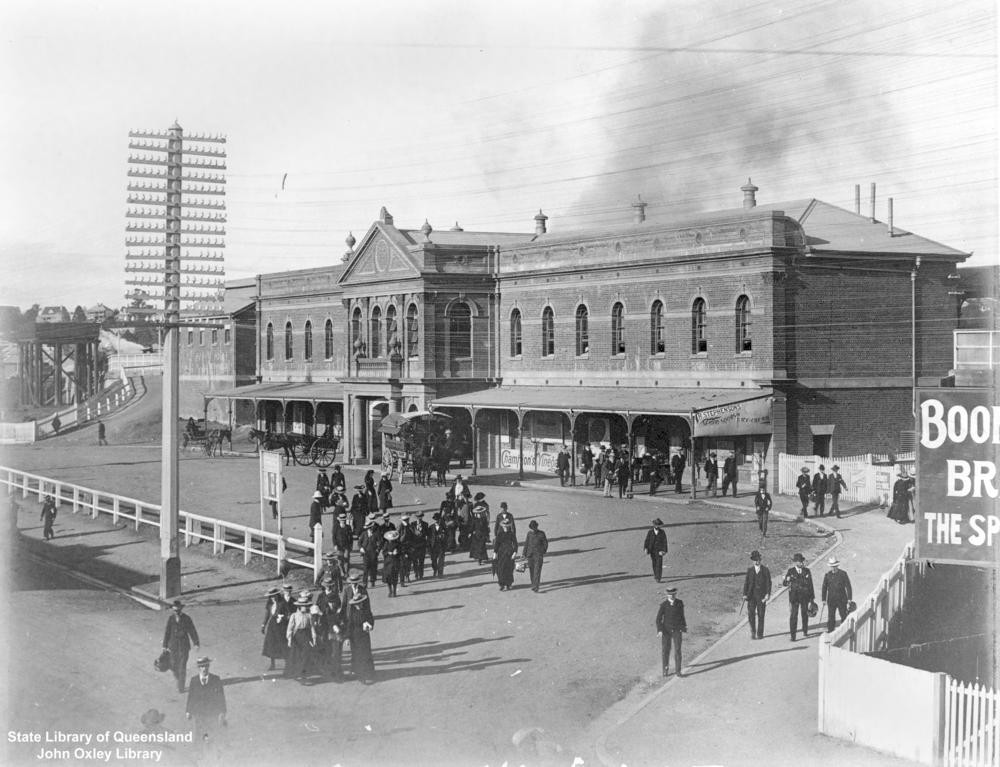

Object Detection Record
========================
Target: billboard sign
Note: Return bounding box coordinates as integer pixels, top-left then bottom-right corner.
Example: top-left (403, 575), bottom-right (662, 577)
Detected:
top-left (692, 396), bottom-right (772, 437)
top-left (916, 389), bottom-right (1000, 567)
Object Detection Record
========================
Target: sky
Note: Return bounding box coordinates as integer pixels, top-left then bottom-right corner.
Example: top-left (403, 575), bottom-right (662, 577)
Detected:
top-left (0, 0), bottom-right (996, 312)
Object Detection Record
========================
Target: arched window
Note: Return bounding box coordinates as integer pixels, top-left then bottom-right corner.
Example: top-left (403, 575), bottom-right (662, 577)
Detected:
top-left (386, 305), bottom-right (398, 354)
top-left (324, 319), bottom-right (334, 359)
top-left (575, 305), bottom-right (589, 355)
top-left (692, 298), bottom-right (707, 353)
top-left (370, 306), bottom-right (382, 358)
top-left (541, 307), bottom-right (555, 357)
top-left (284, 321), bottom-right (293, 360)
top-left (406, 304), bottom-right (419, 358)
top-left (448, 302), bottom-right (472, 359)
top-left (265, 323), bottom-right (274, 360)
top-left (304, 320), bottom-right (313, 361)
top-left (351, 307), bottom-right (363, 355)
top-left (611, 302), bottom-right (625, 355)
top-left (510, 309), bottom-right (522, 357)
top-left (650, 300), bottom-right (665, 355)
top-left (736, 295), bottom-right (752, 352)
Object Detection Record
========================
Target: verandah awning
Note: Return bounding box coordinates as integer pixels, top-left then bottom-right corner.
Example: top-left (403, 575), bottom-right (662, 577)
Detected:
top-left (430, 386), bottom-right (772, 436)
top-left (205, 381), bottom-right (345, 405)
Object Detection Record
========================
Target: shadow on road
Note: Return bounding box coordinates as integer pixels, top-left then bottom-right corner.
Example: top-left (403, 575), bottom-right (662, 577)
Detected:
top-left (684, 644), bottom-right (806, 676)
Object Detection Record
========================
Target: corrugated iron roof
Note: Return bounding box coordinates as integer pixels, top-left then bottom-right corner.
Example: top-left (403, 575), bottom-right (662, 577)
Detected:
top-left (207, 381), bottom-right (344, 402)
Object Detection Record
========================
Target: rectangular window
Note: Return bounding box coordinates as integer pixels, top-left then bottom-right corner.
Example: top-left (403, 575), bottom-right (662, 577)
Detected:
top-left (224, 327), bottom-right (231, 344)
top-left (211, 328), bottom-right (218, 345)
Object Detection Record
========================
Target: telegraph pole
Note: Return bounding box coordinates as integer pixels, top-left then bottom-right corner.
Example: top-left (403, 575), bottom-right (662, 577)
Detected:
top-left (125, 123), bottom-right (226, 599)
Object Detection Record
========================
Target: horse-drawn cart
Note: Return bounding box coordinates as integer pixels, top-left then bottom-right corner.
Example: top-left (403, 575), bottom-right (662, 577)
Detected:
top-left (378, 410), bottom-right (454, 483)
top-left (182, 419), bottom-right (231, 456)
top-left (249, 428), bottom-right (340, 467)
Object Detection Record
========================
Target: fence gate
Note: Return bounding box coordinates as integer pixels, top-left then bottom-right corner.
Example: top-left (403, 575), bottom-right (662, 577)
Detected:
top-left (943, 677), bottom-right (999, 767)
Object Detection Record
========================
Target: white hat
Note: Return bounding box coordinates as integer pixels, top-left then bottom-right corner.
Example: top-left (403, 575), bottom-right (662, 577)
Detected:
top-left (828, 556), bottom-right (840, 566)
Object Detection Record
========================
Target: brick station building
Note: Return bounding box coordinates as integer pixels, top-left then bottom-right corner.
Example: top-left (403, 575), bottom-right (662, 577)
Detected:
top-left (203, 182), bottom-right (967, 488)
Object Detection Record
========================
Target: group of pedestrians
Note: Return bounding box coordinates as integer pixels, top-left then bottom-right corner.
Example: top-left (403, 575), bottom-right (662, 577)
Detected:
top-left (260, 573), bottom-right (376, 685)
top-left (795, 464), bottom-right (848, 518)
top-left (739, 549), bottom-right (854, 644)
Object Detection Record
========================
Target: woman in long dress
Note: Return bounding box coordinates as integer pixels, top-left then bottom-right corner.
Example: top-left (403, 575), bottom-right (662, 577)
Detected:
top-left (469, 495), bottom-right (490, 564)
top-left (344, 588), bottom-right (376, 684)
top-left (493, 518), bottom-right (519, 591)
top-left (382, 530), bottom-right (401, 597)
top-left (284, 593), bottom-right (316, 683)
top-left (887, 469), bottom-right (914, 524)
top-left (261, 586), bottom-right (289, 671)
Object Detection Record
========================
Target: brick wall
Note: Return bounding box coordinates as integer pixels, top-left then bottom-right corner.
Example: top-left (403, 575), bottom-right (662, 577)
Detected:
top-left (784, 386), bottom-right (912, 455)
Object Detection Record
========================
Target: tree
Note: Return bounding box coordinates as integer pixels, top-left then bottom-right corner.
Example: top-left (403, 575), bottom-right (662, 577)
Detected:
top-left (22, 304), bottom-right (40, 323)
top-left (72, 305), bottom-right (88, 322)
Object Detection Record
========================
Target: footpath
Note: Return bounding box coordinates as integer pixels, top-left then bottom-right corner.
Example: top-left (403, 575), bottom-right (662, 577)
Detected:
top-left (12, 466), bottom-right (917, 767)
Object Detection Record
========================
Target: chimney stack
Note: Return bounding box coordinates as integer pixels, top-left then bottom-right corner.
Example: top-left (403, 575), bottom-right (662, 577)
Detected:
top-left (741, 178), bottom-right (758, 209)
top-left (534, 209), bottom-right (548, 235)
top-left (888, 197), bottom-right (894, 237)
top-left (631, 195), bottom-right (647, 224)
top-left (870, 183), bottom-right (876, 223)
top-left (855, 184), bottom-right (861, 215)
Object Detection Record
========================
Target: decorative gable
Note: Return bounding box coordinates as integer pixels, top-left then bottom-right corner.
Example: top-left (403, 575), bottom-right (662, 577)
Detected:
top-left (340, 226), bottom-right (420, 286)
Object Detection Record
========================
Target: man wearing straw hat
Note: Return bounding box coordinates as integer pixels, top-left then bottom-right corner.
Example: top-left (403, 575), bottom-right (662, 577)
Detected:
top-left (821, 556), bottom-right (853, 633)
top-left (185, 656), bottom-right (227, 745)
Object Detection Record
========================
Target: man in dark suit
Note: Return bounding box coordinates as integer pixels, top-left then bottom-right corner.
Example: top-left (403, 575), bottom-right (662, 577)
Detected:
top-left (783, 553), bottom-right (816, 641)
top-left (670, 451), bottom-right (686, 494)
top-left (742, 550), bottom-right (771, 639)
top-left (828, 465), bottom-right (848, 518)
top-left (655, 586), bottom-right (687, 677)
top-left (163, 600), bottom-right (200, 692)
top-left (643, 518), bottom-right (669, 582)
top-left (821, 556), bottom-right (853, 633)
top-left (812, 465), bottom-right (829, 516)
top-left (556, 446), bottom-right (570, 486)
top-left (753, 486), bottom-right (773, 537)
top-left (185, 657), bottom-right (227, 744)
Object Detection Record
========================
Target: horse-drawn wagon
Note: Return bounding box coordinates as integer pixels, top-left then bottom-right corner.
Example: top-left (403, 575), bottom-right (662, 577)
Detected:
top-left (182, 418), bottom-right (231, 457)
top-left (378, 410), bottom-right (457, 484)
top-left (249, 428), bottom-right (340, 467)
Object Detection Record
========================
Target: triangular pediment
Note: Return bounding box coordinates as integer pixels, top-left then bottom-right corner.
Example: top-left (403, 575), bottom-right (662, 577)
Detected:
top-left (339, 223), bottom-right (420, 286)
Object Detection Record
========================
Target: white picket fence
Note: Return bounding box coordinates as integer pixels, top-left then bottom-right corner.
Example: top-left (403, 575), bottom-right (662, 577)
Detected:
top-left (107, 352), bottom-right (163, 375)
top-left (778, 453), bottom-right (916, 505)
top-left (820, 544), bottom-right (999, 766)
top-left (943, 678), bottom-right (1000, 767)
top-left (1, 466), bottom-right (322, 581)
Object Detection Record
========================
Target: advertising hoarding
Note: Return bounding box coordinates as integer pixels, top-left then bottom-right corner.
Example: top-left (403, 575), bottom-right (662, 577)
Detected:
top-left (916, 389), bottom-right (1000, 567)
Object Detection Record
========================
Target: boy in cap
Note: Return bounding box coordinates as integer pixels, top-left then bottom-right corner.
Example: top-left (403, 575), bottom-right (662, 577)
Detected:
top-left (185, 657), bottom-right (226, 744)
top-left (643, 518), bottom-right (669, 583)
top-left (742, 550), bottom-right (771, 639)
top-left (821, 556), bottom-right (853, 632)
top-left (782, 553), bottom-right (815, 641)
top-left (655, 586), bottom-right (687, 677)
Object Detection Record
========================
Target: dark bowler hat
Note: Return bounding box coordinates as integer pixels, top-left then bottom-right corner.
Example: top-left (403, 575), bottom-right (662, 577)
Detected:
top-left (528, 520), bottom-right (539, 530)
top-left (474, 492), bottom-right (486, 502)
top-left (652, 518), bottom-right (663, 526)
top-left (321, 576), bottom-right (335, 586)
top-left (793, 552), bottom-right (805, 562)
top-left (265, 586), bottom-right (281, 597)
top-left (281, 583), bottom-right (294, 591)
top-left (749, 550), bottom-right (761, 561)
top-left (171, 600), bottom-right (184, 609)
top-left (196, 657), bottom-right (212, 666)
top-left (140, 709), bottom-right (165, 726)
top-left (831, 465), bottom-right (840, 472)
top-left (801, 467), bottom-right (810, 474)
top-left (347, 571), bottom-right (362, 583)
top-left (337, 512), bottom-right (347, 520)
top-left (415, 510), bottom-right (424, 517)
top-left (664, 587), bottom-right (677, 595)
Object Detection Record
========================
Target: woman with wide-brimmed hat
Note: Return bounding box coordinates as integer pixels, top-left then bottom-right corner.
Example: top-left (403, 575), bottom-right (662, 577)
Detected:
top-left (284, 591), bottom-right (316, 683)
top-left (261, 585), bottom-right (289, 671)
top-left (344, 587), bottom-right (376, 684)
top-left (887, 466), bottom-right (914, 524)
top-left (493, 517), bottom-right (519, 591)
top-left (468, 492), bottom-right (491, 564)
top-left (382, 529), bottom-right (401, 597)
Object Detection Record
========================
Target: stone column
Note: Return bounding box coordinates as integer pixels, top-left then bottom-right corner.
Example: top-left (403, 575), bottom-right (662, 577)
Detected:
top-left (351, 396), bottom-right (366, 462)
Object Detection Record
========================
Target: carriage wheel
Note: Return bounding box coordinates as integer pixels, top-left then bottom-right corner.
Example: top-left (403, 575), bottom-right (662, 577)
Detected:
top-left (293, 439), bottom-right (315, 466)
top-left (312, 446), bottom-right (335, 468)
top-left (381, 452), bottom-right (395, 480)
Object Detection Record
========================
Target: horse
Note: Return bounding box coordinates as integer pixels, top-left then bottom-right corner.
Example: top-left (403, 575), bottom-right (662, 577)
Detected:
top-left (204, 428), bottom-right (233, 457)
top-left (249, 428), bottom-right (294, 466)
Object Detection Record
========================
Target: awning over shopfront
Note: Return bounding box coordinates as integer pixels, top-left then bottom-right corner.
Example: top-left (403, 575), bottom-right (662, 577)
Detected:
top-left (431, 386), bottom-right (772, 436)
top-left (205, 381), bottom-right (345, 405)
